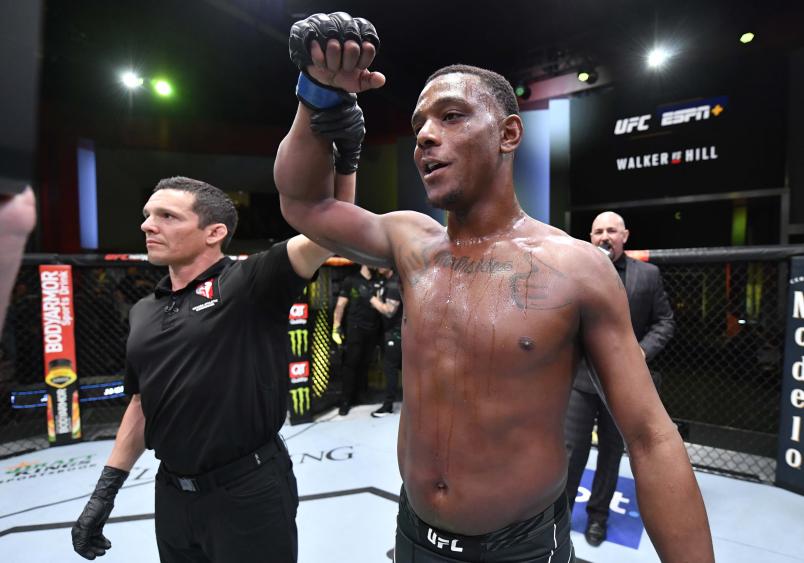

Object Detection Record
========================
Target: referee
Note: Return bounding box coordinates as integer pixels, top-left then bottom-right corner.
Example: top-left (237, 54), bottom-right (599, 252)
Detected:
top-left (71, 173), bottom-right (354, 562)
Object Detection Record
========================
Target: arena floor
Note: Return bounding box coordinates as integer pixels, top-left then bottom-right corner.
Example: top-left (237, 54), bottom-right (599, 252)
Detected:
top-left (1, 404), bottom-right (802, 563)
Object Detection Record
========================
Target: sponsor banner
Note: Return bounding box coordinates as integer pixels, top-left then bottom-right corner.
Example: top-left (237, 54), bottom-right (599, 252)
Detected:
top-left (776, 256), bottom-right (804, 495)
top-left (1, 454), bottom-right (98, 485)
top-left (290, 445), bottom-right (354, 464)
top-left (289, 361), bottom-right (310, 383)
top-left (571, 469), bottom-right (644, 549)
top-left (288, 298), bottom-right (313, 424)
top-left (289, 387), bottom-right (311, 418)
top-left (289, 303), bottom-right (308, 325)
top-left (10, 380), bottom-right (125, 409)
top-left (289, 328), bottom-right (309, 357)
top-left (613, 96), bottom-right (728, 136)
top-left (38, 265), bottom-right (82, 445)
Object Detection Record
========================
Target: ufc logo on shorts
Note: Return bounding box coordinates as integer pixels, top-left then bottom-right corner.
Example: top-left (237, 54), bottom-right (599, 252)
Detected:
top-left (426, 528), bottom-right (463, 552)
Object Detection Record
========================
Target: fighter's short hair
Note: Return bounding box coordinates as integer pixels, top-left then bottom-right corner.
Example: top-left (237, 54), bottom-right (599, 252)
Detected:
top-left (425, 64), bottom-right (519, 117)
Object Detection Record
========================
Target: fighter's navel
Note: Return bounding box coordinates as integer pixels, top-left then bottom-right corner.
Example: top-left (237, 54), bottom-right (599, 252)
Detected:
top-left (435, 480), bottom-right (448, 492)
top-left (518, 336), bottom-right (535, 351)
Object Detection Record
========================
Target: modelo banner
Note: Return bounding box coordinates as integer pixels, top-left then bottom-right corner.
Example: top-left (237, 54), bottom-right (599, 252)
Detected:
top-left (38, 264), bottom-right (82, 445)
top-left (288, 295), bottom-right (313, 424)
top-left (777, 256), bottom-right (804, 495)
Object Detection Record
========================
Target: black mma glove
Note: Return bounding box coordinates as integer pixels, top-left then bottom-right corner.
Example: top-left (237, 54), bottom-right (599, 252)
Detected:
top-left (72, 466), bottom-right (129, 560)
top-left (288, 11), bottom-right (380, 93)
top-left (289, 12), bottom-right (378, 174)
top-left (309, 101), bottom-right (365, 174)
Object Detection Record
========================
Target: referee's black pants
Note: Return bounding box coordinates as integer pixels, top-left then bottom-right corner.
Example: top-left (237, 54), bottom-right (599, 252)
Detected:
top-left (154, 447), bottom-right (298, 563)
top-left (564, 387), bottom-right (624, 525)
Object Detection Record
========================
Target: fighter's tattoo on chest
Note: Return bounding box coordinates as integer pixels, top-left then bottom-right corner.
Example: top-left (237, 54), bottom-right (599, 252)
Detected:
top-left (432, 251), bottom-right (513, 275)
top-left (399, 247), bottom-right (514, 287)
top-left (399, 244), bottom-right (574, 310)
top-left (509, 254), bottom-right (573, 310)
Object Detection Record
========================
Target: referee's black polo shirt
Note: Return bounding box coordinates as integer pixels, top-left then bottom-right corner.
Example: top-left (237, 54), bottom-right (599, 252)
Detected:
top-left (124, 241), bottom-right (306, 476)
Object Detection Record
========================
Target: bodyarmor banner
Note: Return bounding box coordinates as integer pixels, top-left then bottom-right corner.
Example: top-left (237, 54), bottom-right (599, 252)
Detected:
top-left (39, 265), bottom-right (82, 445)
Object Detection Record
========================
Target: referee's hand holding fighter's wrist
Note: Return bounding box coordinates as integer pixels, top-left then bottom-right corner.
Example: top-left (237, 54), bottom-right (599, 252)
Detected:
top-left (72, 466), bottom-right (129, 560)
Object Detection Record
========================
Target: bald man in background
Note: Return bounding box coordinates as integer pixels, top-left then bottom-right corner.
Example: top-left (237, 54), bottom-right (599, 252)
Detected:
top-left (564, 211), bottom-right (675, 547)
top-left (0, 187), bottom-right (36, 337)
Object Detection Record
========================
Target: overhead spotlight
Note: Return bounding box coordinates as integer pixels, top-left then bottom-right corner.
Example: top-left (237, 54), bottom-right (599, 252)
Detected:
top-left (120, 71), bottom-right (143, 89)
top-left (577, 68), bottom-right (598, 84)
top-left (646, 47), bottom-right (672, 69)
top-left (739, 32), bottom-right (755, 44)
top-left (514, 84), bottom-right (531, 99)
top-left (152, 78), bottom-right (174, 97)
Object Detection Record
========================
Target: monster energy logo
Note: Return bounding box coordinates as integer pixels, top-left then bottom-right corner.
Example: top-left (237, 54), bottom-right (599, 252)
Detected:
top-left (289, 329), bottom-right (308, 356)
top-left (289, 387), bottom-right (310, 415)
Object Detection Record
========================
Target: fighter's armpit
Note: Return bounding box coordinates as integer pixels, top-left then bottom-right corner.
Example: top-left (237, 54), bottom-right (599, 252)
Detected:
top-left (509, 255), bottom-right (573, 311)
top-left (397, 243), bottom-right (439, 287)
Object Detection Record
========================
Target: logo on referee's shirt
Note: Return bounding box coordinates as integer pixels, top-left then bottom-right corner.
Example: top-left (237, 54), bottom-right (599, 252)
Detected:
top-left (195, 279), bottom-right (214, 299)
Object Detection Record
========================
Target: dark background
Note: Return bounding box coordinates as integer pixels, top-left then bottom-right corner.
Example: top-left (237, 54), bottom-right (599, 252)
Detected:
top-left (570, 53), bottom-right (788, 205)
top-left (3, 0), bottom-right (804, 251)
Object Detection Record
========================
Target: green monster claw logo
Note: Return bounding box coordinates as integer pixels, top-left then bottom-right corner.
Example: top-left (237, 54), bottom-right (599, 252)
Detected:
top-left (289, 329), bottom-right (309, 356)
top-left (289, 387), bottom-right (310, 414)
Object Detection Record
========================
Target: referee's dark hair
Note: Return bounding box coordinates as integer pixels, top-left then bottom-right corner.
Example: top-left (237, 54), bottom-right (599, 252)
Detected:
top-left (154, 176), bottom-right (238, 250)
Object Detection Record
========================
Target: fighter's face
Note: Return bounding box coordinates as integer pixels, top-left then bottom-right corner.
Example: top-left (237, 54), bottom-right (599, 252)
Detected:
top-left (590, 213), bottom-right (629, 262)
top-left (411, 73), bottom-right (503, 210)
top-left (141, 189), bottom-right (209, 267)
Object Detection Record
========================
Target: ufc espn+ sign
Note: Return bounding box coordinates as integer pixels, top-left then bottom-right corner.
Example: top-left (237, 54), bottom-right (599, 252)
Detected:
top-left (777, 256), bottom-right (804, 495)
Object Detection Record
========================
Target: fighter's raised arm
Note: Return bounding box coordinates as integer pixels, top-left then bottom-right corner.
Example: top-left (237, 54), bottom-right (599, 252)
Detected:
top-left (275, 12), bottom-right (433, 267)
top-left (577, 244), bottom-right (714, 562)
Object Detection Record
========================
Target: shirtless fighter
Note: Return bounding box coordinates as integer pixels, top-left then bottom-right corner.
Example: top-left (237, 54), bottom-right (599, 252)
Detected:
top-left (275, 12), bottom-right (714, 562)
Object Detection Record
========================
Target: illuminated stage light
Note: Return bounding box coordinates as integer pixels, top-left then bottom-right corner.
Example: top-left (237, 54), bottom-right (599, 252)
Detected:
top-left (577, 69), bottom-right (598, 84)
top-left (514, 84), bottom-right (531, 99)
top-left (740, 32), bottom-right (755, 44)
top-left (120, 71), bottom-right (143, 89)
top-left (647, 47), bottom-right (671, 69)
top-left (152, 79), bottom-right (173, 97)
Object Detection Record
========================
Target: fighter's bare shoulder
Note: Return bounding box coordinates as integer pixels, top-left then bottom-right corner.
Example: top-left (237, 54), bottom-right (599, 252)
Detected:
top-left (383, 210), bottom-right (445, 252)
top-left (380, 210), bottom-right (446, 283)
top-left (520, 220), bottom-right (622, 295)
top-left (382, 210), bottom-right (444, 236)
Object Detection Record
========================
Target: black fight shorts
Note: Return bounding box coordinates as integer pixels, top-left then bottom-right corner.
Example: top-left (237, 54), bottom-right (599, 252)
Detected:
top-left (395, 488), bottom-right (575, 563)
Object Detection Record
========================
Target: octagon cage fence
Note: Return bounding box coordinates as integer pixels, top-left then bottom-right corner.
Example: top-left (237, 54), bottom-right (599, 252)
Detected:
top-left (2, 246), bottom-right (802, 487)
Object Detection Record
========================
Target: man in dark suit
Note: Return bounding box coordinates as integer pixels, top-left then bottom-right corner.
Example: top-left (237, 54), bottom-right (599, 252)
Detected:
top-left (565, 211), bottom-right (675, 547)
